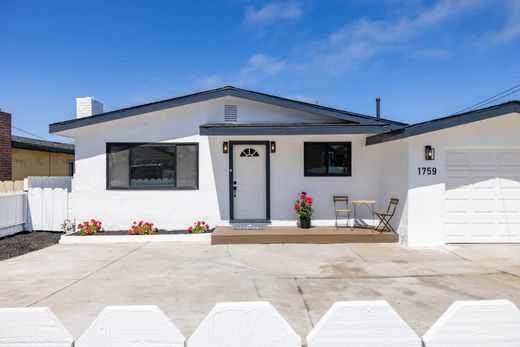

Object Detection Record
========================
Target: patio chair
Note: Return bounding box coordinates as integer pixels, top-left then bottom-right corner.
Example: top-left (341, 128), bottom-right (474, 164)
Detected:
top-left (333, 196), bottom-right (352, 228)
top-left (375, 198), bottom-right (399, 232)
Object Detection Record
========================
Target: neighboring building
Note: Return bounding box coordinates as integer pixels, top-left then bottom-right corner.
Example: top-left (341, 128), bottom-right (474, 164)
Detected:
top-left (49, 87), bottom-right (520, 246)
top-left (0, 110), bottom-right (74, 181)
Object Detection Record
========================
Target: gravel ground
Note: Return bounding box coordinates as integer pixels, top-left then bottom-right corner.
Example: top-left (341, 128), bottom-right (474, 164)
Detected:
top-left (0, 231), bottom-right (62, 261)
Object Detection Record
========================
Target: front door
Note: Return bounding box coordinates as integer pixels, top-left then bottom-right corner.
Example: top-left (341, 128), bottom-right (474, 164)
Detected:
top-left (230, 143), bottom-right (269, 221)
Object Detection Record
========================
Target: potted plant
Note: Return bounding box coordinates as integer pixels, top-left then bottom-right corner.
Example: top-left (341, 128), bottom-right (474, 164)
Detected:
top-left (294, 192), bottom-right (313, 229)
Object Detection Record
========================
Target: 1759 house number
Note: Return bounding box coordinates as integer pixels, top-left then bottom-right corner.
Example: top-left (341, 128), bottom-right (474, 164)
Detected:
top-left (418, 167), bottom-right (437, 175)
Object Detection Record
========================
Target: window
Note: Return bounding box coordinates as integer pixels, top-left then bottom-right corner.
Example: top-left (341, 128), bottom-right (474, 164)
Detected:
top-left (107, 143), bottom-right (198, 189)
top-left (67, 161), bottom-right (75, 176)
top-left (240, 148), bottom-right (259, 157)
top-left (304, 142), bottom-right (352, 176)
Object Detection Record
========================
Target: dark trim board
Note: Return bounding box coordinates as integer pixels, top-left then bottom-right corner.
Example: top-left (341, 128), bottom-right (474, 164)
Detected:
top-left (200, 124), bottom-right (396, 135)
top-left (366, 100), bottom-right (520, 145)
top-left (228, 141), bottom-right (270, 222)
top-left (49, 86), bottom-right (406, 134)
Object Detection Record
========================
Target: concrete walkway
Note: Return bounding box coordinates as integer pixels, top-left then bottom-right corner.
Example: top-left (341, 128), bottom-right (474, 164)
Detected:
top-left (0, 242), bottom-right (519, 339)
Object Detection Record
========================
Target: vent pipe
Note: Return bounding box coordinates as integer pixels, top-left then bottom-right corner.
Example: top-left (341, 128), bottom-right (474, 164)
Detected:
top-left (376, 97), bottom-right (381, 119)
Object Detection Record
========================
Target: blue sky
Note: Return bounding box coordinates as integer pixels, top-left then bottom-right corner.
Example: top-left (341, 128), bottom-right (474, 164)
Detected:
top-left (1, 0), bottom-right (519, 142)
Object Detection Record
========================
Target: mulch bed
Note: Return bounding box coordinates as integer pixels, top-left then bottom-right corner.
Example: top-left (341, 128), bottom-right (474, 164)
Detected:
top-left (0, 231), bottom-right (62, 261)
top-left (69, 229), bottom-right (214, 236)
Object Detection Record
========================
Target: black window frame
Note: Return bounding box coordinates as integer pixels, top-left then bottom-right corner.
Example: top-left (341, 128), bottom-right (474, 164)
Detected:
top-left (303, 142), bottom-right (352, 177)
top-left (106, 142), bottom-right (199, 190)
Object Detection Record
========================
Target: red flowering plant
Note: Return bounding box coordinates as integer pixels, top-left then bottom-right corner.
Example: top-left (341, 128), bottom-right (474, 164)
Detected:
top-left (129, 221), bottom-right (158, 235)
top-left (78, 219), bottom-right (102, 235)
top-left (188, 220), bottom-right (210, 233)
top-left (294, 191), bottom-right (313, 220)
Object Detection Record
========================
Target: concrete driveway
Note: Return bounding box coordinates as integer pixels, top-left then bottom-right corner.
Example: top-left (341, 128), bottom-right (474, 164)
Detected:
top-left (0, 242), bottom-right (519, 341)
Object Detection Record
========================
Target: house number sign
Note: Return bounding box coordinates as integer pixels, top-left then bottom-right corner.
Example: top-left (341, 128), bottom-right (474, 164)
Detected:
top-left (418, 167), bottom-right (437, 175)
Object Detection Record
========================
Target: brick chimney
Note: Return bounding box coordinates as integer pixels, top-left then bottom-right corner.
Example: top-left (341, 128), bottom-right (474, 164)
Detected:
top-left (76, 97), bottom-right (103, 118)
top-left (0, 110), bottom-right (12, 181)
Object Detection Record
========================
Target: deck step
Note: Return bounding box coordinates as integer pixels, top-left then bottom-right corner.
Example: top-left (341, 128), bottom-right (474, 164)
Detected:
top-left (212, 226), bottom-right (398, 245)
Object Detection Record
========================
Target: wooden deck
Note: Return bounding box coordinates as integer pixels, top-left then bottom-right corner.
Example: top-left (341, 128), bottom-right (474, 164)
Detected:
top-left (211, 226), bottom-right (398, 245)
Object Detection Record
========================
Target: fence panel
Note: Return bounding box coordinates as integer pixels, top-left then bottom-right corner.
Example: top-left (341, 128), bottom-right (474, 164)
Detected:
top-left (307, 301), bottom-right (421, 347)
top-left (422, 300), bottom-right (520, 346)
top-left (0, 307), bottom-right (73, 346)
top-left (189, 302), bottom-right (301, 347)
top-left (75, 306), bottom-right (185, 347)
top-left (22, 176), bottom-right (72, 231)
top-left (0, 192), bottom-right (27, 237)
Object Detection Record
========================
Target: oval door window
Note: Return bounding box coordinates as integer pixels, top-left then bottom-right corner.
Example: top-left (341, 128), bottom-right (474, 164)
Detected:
top-left (240, 148), bottom-right (260, 157)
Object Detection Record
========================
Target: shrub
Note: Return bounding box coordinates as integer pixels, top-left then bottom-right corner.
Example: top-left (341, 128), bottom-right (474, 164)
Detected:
top-left (78, 219), bottom-right (102, 235)
top-left (294, 191), bottom-right (313, 220)
top-left (188, 221), bottom-right (210, 233)
top-left (129, 221), bottom-right (158, 235)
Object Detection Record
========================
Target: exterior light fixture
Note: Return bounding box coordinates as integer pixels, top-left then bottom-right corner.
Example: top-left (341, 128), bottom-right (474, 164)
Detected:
top-left (223, 142), bottom-right (228, 154)
top-left (270, 141), bottom-right (276, 153)
top-left (425, 145), bottom-right (435, 160)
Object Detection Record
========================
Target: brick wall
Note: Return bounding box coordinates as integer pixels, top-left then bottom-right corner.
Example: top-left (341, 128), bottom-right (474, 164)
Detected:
top-left (0, 111), bottom-right (13, 180)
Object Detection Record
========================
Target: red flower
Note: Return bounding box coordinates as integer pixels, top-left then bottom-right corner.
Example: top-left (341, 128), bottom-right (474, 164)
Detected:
top-left (205, 224), bottom-right (209, 228)
top-left (294, 203), bottom-right (300, 209)
top-left (188, 226), bottom-right (193, 233)
top-left (78, 223), bottom-right (83, 229)
top-left (305, 196), bottom-right (313, 204)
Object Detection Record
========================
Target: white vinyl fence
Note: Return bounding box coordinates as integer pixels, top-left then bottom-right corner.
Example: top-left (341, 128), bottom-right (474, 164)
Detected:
top-left (0, 176), bottom-right (72, 236)
top-left (26, 177), bottom-right (71, 231)
top-left (0, 192), bottom-right (27, 237)
top-left (0, 300), bottom-right (518, 346)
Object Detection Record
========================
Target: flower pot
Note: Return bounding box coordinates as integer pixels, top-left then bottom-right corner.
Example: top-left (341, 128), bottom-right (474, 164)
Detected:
top-left (299, 218), bottom-right (311, 229)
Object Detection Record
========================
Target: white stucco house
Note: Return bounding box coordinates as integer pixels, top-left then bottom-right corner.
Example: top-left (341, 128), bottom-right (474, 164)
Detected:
top-left (49, 86), bottom-right (520, 246)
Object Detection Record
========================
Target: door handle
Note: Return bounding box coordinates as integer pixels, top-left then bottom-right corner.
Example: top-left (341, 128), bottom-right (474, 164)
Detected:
top-left (233, 181), bottom-right (237, 197)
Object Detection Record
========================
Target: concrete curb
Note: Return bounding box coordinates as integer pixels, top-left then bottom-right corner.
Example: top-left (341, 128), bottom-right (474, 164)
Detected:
top-left (59, 233), bottom-right (211, 244)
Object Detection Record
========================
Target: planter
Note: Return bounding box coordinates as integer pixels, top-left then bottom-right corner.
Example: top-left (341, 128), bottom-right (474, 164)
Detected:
top-left (299, 218), bottom-right (311, 229)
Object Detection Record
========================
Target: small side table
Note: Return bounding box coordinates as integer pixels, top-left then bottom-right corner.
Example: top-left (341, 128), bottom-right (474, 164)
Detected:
top-left (352, 200), bottom-right (376, 229)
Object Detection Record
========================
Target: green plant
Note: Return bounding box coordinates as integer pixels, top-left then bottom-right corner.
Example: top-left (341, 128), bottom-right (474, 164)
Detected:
top-left (294, 192), bottom-right (313, 220)
top-left (129, 221), bottom-right (158, 235)
top-left (188, 221), bottom-right (210, 233)
top-left (78, 219), bottom-right (102, 235)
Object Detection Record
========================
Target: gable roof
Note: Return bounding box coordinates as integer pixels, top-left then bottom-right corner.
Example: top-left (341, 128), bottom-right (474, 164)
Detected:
top-left (49, 86), bottom-right (406, 134)
top-left (12, 135), bottom-right (74, 154)
top-left (366, 100), bottom-right (520, 145)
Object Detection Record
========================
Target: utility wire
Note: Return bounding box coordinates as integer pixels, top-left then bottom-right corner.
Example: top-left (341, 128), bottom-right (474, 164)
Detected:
top-left (11, 125), bottom-right (48, 141)
top-left (455, 83), bottom-right (520, 114)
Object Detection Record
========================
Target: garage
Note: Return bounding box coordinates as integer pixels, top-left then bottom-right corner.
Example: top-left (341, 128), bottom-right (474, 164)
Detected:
top-left (445, 149), bottom-right (520, 243)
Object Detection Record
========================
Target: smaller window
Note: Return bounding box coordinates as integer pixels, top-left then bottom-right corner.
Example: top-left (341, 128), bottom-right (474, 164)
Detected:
top-left (304, 142), bottom-right (352, 177)
top-left (67, 161), bottom-right (75, 176)
top-left (240, 148), bottom-right (259, 157)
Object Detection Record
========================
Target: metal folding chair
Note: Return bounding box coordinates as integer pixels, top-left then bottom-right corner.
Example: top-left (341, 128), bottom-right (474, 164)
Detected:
top-left (375, 198), bottom-right (399, 232)
top-left (333, 196), bottom-right (352, 228)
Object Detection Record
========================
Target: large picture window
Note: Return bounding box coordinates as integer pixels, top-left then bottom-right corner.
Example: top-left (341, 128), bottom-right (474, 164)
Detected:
top-left (107, 143), bottom-right (198, 189)
top-left (304, 142), bottom-right (352, 177)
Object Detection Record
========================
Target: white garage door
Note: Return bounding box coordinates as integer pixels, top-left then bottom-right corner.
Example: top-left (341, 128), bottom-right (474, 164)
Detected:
top-left (445, 149), bottom-right (520, 243)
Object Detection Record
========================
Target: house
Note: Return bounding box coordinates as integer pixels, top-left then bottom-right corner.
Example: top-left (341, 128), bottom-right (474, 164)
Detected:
top-left (0, 110), bottom-right (75, 181)
top-left (49, 87), bottom-right (520, 246)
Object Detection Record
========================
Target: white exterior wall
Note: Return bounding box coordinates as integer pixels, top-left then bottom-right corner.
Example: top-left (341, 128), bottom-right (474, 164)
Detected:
top-left (72, 97), bottom-right (387, 230)
top-left (396, 112), bottom-right (520, 246)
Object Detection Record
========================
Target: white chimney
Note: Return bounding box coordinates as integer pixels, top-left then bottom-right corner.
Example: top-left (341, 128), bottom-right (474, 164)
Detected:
top-left (76, 97), bottom-right (103, 118)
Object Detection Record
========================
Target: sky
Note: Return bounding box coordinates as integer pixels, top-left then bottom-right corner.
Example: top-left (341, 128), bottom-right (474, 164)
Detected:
top-left (1, 0), bottom-right (519, 143)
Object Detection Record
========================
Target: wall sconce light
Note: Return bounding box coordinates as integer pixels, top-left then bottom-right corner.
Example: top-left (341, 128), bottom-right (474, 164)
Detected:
top-left (425, 145), bottom-right (435, 160)
top-left (223, 142), bottom-right (228, 154)
top-left (270, 141), bottom-right (276, 153)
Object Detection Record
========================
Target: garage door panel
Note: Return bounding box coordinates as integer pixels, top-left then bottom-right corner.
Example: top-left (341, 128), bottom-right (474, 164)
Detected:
top-left (498, 152), bottom-right (520, 168)
top-left (445, 199), bottom-right (469, 212)
top-left (445, 149), bottom-right (520, 243)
